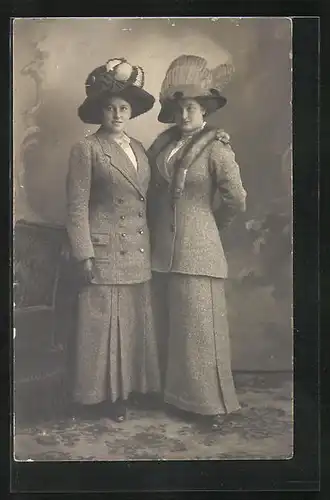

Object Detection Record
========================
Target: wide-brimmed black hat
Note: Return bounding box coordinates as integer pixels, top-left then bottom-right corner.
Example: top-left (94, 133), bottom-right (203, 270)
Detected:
top-left (78, 58), bottom-right (155, 124)
top-left (158, 55), bottom-right (234, 124)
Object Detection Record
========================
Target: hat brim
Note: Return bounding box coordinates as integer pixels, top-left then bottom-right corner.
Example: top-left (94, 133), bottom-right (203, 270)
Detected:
top-left (78, 86), bottom-right (155, 124)
top-left (158, 95), bottom-right (227, 124)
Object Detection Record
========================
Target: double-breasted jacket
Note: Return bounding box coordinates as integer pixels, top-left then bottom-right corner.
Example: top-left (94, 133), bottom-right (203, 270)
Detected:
top-left (147, 125), bottom-right (247, 278)
top-left (66, 130), bottom-right (152, 285)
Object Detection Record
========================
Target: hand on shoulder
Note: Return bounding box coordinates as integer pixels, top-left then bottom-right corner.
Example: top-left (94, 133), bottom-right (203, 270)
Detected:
top-left (215, 129), bottom-right (231, 145)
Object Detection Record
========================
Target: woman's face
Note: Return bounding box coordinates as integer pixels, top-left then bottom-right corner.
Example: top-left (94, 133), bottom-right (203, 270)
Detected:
top-left (102, 96), bottom-right (132, 133)
top-left (173, 98), bottom-right (206, 133)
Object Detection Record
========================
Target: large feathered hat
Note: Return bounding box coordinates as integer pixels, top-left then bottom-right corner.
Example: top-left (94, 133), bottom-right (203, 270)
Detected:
top-left (78, 57), bottom-right (155, 124)
top-left (158, 54), bottom-right (234, 124)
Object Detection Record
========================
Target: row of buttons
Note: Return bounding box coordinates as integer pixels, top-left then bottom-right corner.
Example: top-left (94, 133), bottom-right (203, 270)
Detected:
top-left (117, 196), bottom-right (145, 204)
top-left (119, 198), bottom-right (144, 249)
top-left (118, 195), bottom-right (144, 220)
top-left (120, 212), bottom-right (144, 219)
top-left (120, 248), bottom-right (145, 255)
top-left (120, 202), bottom-right (145, 253)
top-left (120, 229), bottom-right (144, 237)
top-left (92, 229), bottom-right (144, 243)
top-left (97, 197), bottom-right (146, 256)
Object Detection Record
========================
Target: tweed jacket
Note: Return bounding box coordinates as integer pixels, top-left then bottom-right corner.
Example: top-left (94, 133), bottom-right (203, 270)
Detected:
top-left (66, 130), bottom-right (152, 285)
top-left (147, 126), bottom-right (247, 278)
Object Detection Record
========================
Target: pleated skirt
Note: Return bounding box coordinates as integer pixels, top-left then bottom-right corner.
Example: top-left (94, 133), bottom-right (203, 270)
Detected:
top-left (153, 272), bottom-right (240, 416)
top-left (73, 281), bottom-right (161, 405)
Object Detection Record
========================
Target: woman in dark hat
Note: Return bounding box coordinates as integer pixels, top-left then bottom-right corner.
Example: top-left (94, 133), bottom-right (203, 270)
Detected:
top-left (66, 58), bottom-right (160, 422)
top-left (148, 55), bottom-right (247, 430)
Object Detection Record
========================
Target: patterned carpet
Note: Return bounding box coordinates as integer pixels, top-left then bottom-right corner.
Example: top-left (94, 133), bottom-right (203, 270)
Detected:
top-left (14, 373), bottom-right (293, 461)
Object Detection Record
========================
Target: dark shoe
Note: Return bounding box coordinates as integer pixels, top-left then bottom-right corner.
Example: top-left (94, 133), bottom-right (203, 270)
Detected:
top-left (109, 400), bottom-right (127, 423)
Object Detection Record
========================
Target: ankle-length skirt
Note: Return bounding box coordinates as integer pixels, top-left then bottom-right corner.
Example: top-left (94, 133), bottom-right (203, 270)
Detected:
top-left (152, 272), bottom-right (240, 416)
top-left (73, 280), bottom-right (161, 405)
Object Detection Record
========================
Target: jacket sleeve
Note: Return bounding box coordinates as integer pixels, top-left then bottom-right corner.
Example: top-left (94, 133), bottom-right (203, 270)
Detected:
top-left (210, 139), bottom-right (247, 230)
top-left (66, 139), bottom-right (95, 261)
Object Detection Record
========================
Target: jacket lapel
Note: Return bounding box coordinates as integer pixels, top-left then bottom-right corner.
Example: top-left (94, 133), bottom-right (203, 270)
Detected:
top-left (129, 140), bottom-right (147, 177)
top-left (148, 126), bottom-right (180, 184)
top-left (155, 143), bottom-right (174, 183)
top-left (95, 133), bottom-right (144, 196)
top-left (130, 139), bottom-right (152, 193)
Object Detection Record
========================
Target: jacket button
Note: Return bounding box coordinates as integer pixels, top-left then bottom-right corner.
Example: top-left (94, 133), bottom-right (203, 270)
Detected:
top-left (120, 215), bottom-right (125, 220)
top-left (139, 248), bottom-right (145, 253)
top-left (138, 211), bottom-right (143, 217)
top-left (120, 250), bottom-right (127, 255)
top-left (138, 229), bottom-right (144, 235)
top-left (140, 196), bottom-right (145, 202)
top-left (118, 198), bottom-right (124, 204)
top-left (121, 233), bottom-right (127, 237)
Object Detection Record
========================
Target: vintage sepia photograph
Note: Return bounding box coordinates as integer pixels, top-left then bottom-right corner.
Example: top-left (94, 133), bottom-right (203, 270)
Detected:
top-left (13, 17), bottom-right (293, 462)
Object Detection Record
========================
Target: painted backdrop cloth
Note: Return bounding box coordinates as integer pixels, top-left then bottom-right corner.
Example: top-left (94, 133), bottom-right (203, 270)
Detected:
top-left (73, 281), bottom-right (161, 404)
top-left (153, 272), bottom-right (240, 416)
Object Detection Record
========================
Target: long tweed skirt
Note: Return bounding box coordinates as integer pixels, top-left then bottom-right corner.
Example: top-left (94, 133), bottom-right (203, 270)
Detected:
top-left (153, 273), bottom-right (240, 416)
top-left (73, 281), bottom-right (161, 405)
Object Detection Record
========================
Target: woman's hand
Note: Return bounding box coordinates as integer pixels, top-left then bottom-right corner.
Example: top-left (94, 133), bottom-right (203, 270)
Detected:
top-left (79, 258), bottom-right (95, 284)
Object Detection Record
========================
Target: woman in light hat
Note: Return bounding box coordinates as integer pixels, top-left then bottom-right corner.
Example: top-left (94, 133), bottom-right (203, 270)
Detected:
top-left (66, 58), bottom-right (161, 422)
top-left (148, 55), bottom-right (247, 430)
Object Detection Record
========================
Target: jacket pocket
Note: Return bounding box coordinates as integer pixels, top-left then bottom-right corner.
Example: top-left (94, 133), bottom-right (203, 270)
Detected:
top-left (91, 232), bottom-right (110, 260)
